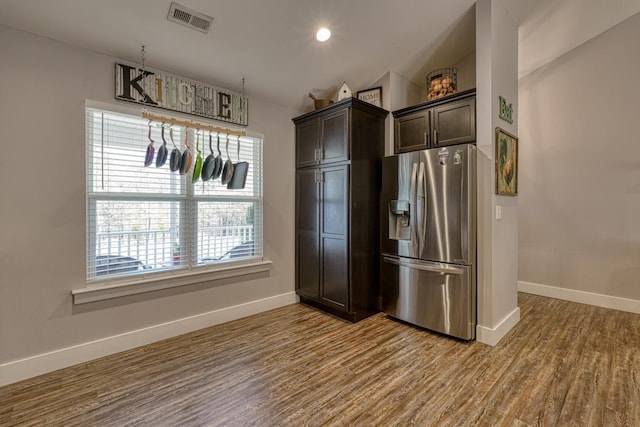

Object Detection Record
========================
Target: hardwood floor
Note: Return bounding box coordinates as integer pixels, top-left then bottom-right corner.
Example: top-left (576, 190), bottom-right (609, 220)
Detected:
top-left (1, 293), bottom-right (639, 426)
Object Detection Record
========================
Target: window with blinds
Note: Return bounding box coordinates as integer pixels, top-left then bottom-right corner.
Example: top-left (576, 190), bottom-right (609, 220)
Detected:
top-left (86, 107), bottom-right (263, 282)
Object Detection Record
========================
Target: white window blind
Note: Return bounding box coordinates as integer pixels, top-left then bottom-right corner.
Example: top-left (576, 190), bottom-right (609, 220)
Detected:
top-left (86, 107), bottom-right (263, 282)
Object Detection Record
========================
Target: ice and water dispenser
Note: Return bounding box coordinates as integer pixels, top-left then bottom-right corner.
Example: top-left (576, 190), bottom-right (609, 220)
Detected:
top-left (389, 200), bottom-right (411, 241)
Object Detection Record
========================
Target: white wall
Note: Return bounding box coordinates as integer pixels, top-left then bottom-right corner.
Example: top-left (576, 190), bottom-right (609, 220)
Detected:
top-left (370, 70), bottom-right (422, 156)
top-left (517, 0), bottom-right (640, 79)
top-left (518, 12), bottom-right (640, 304)
top-left (454, 51), bottom-right (477, 93)
top-left (0, 25), bottom-right (296, 382)
top-left (475, 0), bottom-right (520, 345)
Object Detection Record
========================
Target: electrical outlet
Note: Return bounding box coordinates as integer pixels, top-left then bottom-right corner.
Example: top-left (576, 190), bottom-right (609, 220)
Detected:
top-left (496, 205), bottom-right (502, 220)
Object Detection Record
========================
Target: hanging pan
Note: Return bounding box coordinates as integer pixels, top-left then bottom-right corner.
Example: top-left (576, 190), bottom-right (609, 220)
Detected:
top-left (169, 126), bottom-right (182, 172)
top-left (144, 121), bottom-right (155, 167)
top-left (201, 132), bottom-right (216, 181)
top-left (227, 137), bottom-right (249, 189)
top-left (221, 135), bottom-right (234, 185)
top-left (192, 131), bottom-right (203, 183)
top-left (180, 128), bottom-right (193, 175)
top-left (155, 124), bottom-right (168, 167)
top-left (212, 134), bottom-right (224, 181)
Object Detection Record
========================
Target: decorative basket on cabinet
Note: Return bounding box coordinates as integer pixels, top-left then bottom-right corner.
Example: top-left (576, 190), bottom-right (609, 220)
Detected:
top-left (426, 68), bottom-right (457, 101)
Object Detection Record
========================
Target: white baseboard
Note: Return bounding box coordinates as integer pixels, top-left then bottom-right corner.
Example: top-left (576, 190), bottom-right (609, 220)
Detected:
top-left (476, 306), bottom-right (521, 346)
top-left (0, 292), bottom-right (297, 387)
top-left (518, 281), bottom-right (640, 314)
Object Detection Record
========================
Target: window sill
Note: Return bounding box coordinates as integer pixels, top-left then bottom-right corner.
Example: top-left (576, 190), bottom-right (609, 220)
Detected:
top-left (72, 260), bottom-right (273, 304)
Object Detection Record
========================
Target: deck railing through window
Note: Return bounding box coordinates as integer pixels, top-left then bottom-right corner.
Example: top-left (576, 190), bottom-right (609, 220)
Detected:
top-left (96, 225), bottom-right (255, 271)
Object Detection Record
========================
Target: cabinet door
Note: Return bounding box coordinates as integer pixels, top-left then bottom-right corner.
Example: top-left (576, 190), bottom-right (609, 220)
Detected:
top-left (296, 168), bottom-right (320, 299)
top-left (320, 165), bottom-right (349, 311)
top-left (395, 111), bottom-right (429, 153)
top-left (432, 97), bottom-right (476, 147)
top-left (320, 109), bottom-right (349, 164)
top-left (296, 119), bottom-right (319, 168)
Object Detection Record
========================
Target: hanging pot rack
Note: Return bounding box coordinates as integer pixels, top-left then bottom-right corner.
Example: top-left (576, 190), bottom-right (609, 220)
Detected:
top-left (141, 111), bottom-right (246, 137)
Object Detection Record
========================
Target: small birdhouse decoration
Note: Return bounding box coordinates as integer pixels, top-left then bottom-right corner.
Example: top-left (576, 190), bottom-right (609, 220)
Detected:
top-left (337, 82), bottom-right (352, 100)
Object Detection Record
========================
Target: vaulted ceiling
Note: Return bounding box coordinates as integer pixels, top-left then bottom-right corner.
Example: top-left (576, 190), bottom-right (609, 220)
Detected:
top-left (1, 0), bottom-right (638, 110)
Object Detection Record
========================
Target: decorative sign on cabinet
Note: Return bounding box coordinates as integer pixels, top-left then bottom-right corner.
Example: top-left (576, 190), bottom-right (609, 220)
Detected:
top-left (293, 98), bottom-right (388, 322)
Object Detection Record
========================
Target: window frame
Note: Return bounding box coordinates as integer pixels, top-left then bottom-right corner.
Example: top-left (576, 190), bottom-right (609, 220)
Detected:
top-left (74, 100), bottom-right (270, 303)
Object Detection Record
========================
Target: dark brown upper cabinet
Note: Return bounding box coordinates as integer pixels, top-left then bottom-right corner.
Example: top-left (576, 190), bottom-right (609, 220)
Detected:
top-left (395, 110), bottom-right (430, 153)
top-left (394, 89), bottom-right (476, 153)
top-left (296, 108), bottom-right (348, 168)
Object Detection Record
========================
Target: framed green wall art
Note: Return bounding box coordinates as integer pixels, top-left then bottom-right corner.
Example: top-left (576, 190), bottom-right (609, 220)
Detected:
top-left (495, 127), bottom-right (518, 196)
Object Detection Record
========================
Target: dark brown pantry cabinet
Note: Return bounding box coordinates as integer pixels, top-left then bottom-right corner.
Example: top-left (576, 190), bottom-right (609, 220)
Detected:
top-left (394, 89), bottom-right (476, 153)
top-left (293, 97), bottom-right (387, 322)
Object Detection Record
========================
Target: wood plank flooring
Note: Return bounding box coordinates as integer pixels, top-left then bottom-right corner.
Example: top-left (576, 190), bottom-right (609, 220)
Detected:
top-left (1, 293), bottom-right (639, 426)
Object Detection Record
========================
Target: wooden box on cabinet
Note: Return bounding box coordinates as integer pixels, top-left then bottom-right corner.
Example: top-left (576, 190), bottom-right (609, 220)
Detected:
top-left (394, 89), bottom-right (476, 153)
top-left (293, 98), bottom-right (388, 322)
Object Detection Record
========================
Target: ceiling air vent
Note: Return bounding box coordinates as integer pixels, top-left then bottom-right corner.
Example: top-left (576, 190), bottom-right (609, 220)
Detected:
top-left (167, 2), bottom-right (213, 34)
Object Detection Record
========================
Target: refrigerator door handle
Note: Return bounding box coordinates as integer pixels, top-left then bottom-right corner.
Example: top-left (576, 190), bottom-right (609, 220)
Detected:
top-left (416, 161), bottom-right (426, 254)
top-left (382, 254), bottom-right (465, 275)
top-left (409, 161), bottom-right (418, 252)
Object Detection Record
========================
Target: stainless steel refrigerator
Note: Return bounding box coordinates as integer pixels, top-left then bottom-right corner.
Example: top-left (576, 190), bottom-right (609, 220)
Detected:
top-left (380, 144), bottom-right (476, 340)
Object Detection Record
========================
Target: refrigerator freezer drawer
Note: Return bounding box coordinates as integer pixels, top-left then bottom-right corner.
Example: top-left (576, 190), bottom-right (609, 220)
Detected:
top-left (382, 255), bottom-right (475, 340)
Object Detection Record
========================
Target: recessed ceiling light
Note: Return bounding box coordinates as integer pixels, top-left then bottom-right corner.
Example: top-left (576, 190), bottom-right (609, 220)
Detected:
top-left (316, 28), bottom-right (331, 42)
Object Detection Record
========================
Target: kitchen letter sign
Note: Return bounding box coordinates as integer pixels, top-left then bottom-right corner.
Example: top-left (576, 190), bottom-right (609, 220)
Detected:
top-left (115, 62), bottom-right (248, 126)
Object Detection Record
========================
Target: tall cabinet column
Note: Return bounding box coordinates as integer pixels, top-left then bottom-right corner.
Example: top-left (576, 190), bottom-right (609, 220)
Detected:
top-left (293, 98), bottom-right (387, 322)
